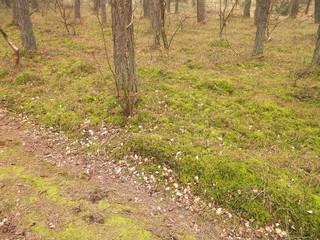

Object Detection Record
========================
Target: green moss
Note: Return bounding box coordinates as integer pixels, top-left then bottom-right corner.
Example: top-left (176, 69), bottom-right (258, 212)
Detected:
top-left (0, 68), bottom-right (8, 79)
top-left (196, 78), bottom-right (235, 95)
top-left (16, 72), bottom-right (43, 85)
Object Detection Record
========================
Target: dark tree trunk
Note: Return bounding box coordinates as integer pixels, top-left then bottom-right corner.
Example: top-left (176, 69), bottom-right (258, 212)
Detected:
top-left (167, 0), bottom-right (171, 12)
top-left (305, 0), bottom-right (311, 14)
top-left (12, 0), bottom-right (19, 26)
top-left (31, 0), bottom-right (38, 11)
top-left (111, 0), bottom-right (138, 115)
top-left (252, 0), bottom-right (271, 55)
top-left (312, 24), bottom-right (320, 65)
top-left (290, 0), bottom-right (299, 18)
top-left (94, 0), bottom-right (100, 12)
top-left (160, 0), bottom-right (168, 49)
top-left (315, 0), bottom-right (320, 23)
top-left (244, 0), bottom-right (251, 17)
top-left (143, 0), bottom-right (150, 17)
top-left (197, 0), bottom-right (205, 22)
top-left (175, 0), bottom-right (179, 13)
top-left (150, 0), bottom-right (161, 45)
top-left (75, 0), bottom-right (80, 18)
top-left (16, 0), bottom-right (37, 49)
top-left (4, 0), bottom-right (11, 8)
top-left (254, 0), bottom-right (261, 25)
top-left (100, 0), bottom-right (106, 24)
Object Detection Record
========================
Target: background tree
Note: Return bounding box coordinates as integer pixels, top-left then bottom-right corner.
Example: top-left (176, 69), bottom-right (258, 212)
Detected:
top-left (12, 0), bottom-right (19, 26)
top-left (16, 0), bottom-right (37, 49)
top-left (197, 0), bottom-right (205, 22)
top-left (315, 0), bottom-right (320, 23)
top-left (290, 0), bottom-right (299, 18)
top-left (150, 0), bottom-right (161, 46)
top-left (305, 0), bottom-right (311, 14)
top-left (243, 0), bottom-right (251, 17)
top-left (143, 0), bottom-right (150, 17)
top-left (75, 0), bottom-right (80, 18)
top-left (252, 0), bottom-right (271, 55)
top-left (111, 0), bottom-right (137, 116)
top-left (312, 24), bottom-right (320, 65)
top-left (175, 0), bottom-right (179, 13)
top-left (160, 0), bottom-right (169, 48)
top-left (254, 0), bottom-right (261, 25)
top-left (100, 0), bottom-right (106, 24)
top-left (167, 0), bottom-right (171, 12)
top-left (93, 0), bottom-right (100, 12)
top-left (31, 0), bottom-right (39, 11)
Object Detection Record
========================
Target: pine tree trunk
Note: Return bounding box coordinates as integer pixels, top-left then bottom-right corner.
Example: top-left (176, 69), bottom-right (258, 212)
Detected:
top-left (305, 0), bottom-right (311, 14)
top-left (315, 0), bottom-right (320, 23)
top-left (12, 0), bottom-right (19, 25)
top-left (167, 0), bottom-right (171, 12)
top-left (244, 0), bottom-right (251, 17)
top-left (150, 0), bottom-right (161, 45)
top-left (75, 0), bottom-right (81, 18)
top-left (100, 0), bottom-right (106, 24)
top-left (111, 0), bottom-right (138, 115)
top-left (16, 0), bottom-right (37, 50)
top-left (254, 0), bottom-right (261, 25)
top-left (175, 0), bottom-right (179, 13)
top-left (197, 0), bottom-right (205, 22)
top-left (312, 24), bottom-right (320, 65)
top-left (143, 0), bottom-right (150, 17)
top-left (252, 0), bottom-right (270, 55)
top-left (31, 0), bottom-right (38, 11)
top-left (290, 0), bottom-right (299, 18)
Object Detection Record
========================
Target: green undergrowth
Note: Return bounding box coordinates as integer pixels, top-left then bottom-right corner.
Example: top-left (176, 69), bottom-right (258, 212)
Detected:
top-left (0, 9), bottom-right (319, 238)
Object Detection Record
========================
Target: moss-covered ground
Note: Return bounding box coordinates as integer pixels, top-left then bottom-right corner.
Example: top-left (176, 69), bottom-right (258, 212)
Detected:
top-left (0, 2), bottom-right (319, 238)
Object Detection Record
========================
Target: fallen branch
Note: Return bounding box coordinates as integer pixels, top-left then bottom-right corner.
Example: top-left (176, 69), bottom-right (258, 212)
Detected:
top-left (0, 28), bottom-right (20, 65)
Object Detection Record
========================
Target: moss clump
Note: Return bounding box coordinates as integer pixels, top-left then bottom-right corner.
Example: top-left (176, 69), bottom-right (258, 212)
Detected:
top-left (196, 78), bottom-right (235, 95)
top-left (16, 72), bottom-right (43, 85)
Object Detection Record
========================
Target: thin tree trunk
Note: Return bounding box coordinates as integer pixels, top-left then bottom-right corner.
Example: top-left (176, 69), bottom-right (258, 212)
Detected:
top-left (305, 0), bottom-right (311, 14)
top-left (94, 0), bottom-right (100, 12)
top-left (111, 0), bottom-right (138, 116)
top-left (16, 0), bottom-right (37, 50)
top-left (150, 0), bottom-right (161, 45)
top-left (160, 0), bottom-right (169, 49)
top-left (4, 0), bottom-right (11, 8)
top-left (252, 0), bottom-right (271, 55)
top-left (100, 0), bottom-right (106, 24)
top-left (167, 0), bottom-right (171, 12)
top-left (175, 0), bottom-right (179, 13)
top-left (31, 0), bottom-right (38, 11)
top-left (75, 0), bottom-right (81, 18)
top-left (254, 0), bottom-right (261, 25)
top-left (143, 0), bottom-right (150, 17)
top-left (197, 0), bottom-right (205, 22)
top-left (315, 0), bottom-right (320, 23)
top-left (312, 24), bottom-right (320, 65)
top-left (290, 0), bottom-right (299, 18)
top-left (244, 0), bottom-right (251, 17)
top-left (12, 0), bottom-right (19, 26)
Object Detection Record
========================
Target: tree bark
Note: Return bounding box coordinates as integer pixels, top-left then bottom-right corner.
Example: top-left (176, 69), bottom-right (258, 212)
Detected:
top-left (150, 0), bottom-right (161, 45)
top-left (305, 0), bottom-right (311, 14)
top-left (244, 0), bottom-right (251, 17)
top-left (175, 0), bottom-right (179, 13)
top-left (12, 0), bottom-right (19, 26)
top-left (160, 0), bottom-right (169, 49)
top-left (75, 0), bottom-right (81, 18)
top-left (111, 0), bottom-right (138, 116)
top-left (143, 0), bottom-right (150, 17)
top-left (312, 24), bottom-right (320, 65)
top-left (16, 0), bottom-right (37, 50)
top-left (315, 0), bottom-right (320, 23)
top-left (254, 0), bottom-right (261, 25)
top-left (94, 0), bottom-right (100, 12)
top-left (197, 0), bottom-right (205, 22)
top-left (252, 0), bottom-right (271, 55)
top-left (290, 0), bottom-right (299, 18)
top-left (100, 0), bottom-right (106, 24)
top-left (31, 0), bottom-right (38, 11)
top-left (167, 0), bottom-right (171, 12)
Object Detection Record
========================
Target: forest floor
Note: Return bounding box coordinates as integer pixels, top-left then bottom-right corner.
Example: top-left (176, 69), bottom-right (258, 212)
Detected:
top-left (1, 2), bottom-right (320, 239)
top-left (0, 108), bottom-right (228, 240)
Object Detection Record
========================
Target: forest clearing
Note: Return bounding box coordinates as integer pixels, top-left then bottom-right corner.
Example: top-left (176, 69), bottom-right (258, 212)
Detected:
top-left (0, 0), bottom-right (320, 239)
